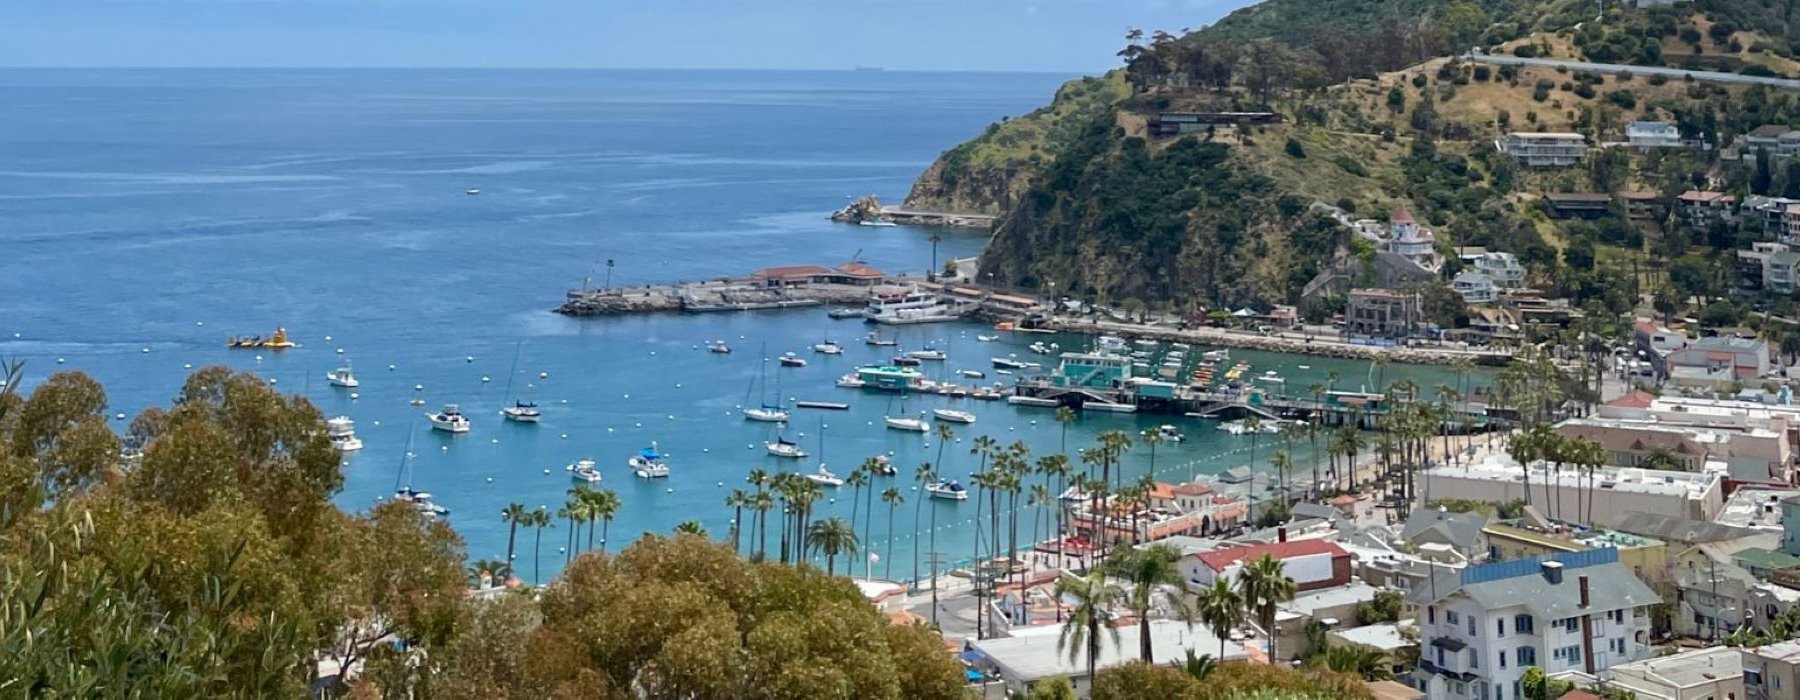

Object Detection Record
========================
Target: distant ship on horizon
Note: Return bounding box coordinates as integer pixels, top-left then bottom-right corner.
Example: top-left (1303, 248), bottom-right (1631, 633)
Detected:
top-left (852, 66), bottom-right (885, 72)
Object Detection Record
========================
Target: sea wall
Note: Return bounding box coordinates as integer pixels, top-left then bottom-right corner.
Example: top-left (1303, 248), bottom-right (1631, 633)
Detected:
top-left (1020, 316), bottom-right (1512, 367)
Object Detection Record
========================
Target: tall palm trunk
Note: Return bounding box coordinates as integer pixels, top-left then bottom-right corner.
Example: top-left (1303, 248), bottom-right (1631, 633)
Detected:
top-left (886, 501), bottom-right (897, 580)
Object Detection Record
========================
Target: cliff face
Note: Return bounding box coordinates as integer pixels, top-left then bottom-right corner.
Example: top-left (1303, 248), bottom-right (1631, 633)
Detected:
top-left (902, 158), bottom-right (1028, 217)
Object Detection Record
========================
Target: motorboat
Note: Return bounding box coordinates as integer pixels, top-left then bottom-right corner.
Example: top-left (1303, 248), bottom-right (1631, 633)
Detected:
top-left (992, 356), bottom-right (1030, 370)
top-left (908, 347), bottom-right (947, 361)
top-left (976, 334), bottom-right (999, 342)
top-left (885, 412), bottom-right (930, 432)
top-left (766, 435), bottom-right (808, 459)
top-left (1255, 371), bottom-right (1286, 386)
top-left (226, 327), bottom-right (296, 350)
top-left (566, 458), bottom-right (603, 483)
top-left (813, 341), bottom-right (844, 355)
top-left (1155, 424), bottom-right (1186, 443)
top-left (865, 331), bottom-right (899, 347)
top-left (857, 218), bottom-right (898, 227)
top-left (464, 188), bottom-right (481, 196)
top-left (629, 444), bottom-right (672, 478)
top-left (795, 400), bottom-right (850, 410)
top-left (828, 308), bottom-right (865, 319)
top-left (326, 362), bottom-right (359, 389)
top-left (1028, 342), bottom-right (1053, 355)
top-left (867, 454), bottom-right (896, 476)
top-left (925, 479), bottom-right (968, 501)
top-left (1134, 338), bottom-right (1160, 347)
top-left (958, 369), bottom-right (986, 379)
top-left (1096, 336), bottom-right (1128, 353)
top-left (427, 404), bottom-right (470, 433)
top-left (863, 289), bottom-right (970, 325)
top-left (834, 374), bottom-right (867, 389)
top-left (804, 464), bottom-right (845, 487)
top-left (743, 405), bottom-right (790, 422)
top-left (501, 400), bottom-right (542, 423)
top-left (1202, 349), bottom-right (1230, 362)
top-left (708, 340), bottom-right (732, 354)
top-left (1006, 395), bottom-right (1058, 408)
top-left (326, 416), bottom-right (363, 451)
top-left (891, 355), bottom-right (922, 367)
top-left (932, 408), bottom-right (977, 424)
top-left (779, 353), bottom-right (807, 368)
top-left (395, 487), bottom-right (449, 519)
top-left (1081, 401), bottom-right (1138, 414)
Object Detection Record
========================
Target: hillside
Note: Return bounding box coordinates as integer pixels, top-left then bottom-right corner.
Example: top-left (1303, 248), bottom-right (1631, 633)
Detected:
top-left (905, 0), bottom-right (1800, 318)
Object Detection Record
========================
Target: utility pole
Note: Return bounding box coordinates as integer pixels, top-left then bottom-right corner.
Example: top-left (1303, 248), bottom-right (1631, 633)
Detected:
top-left (929, 233), bottom-right (942, 281)
top-left (927, 550), bottom-right (945, 626)
top-left (604, 258), bottom-right (615, 290)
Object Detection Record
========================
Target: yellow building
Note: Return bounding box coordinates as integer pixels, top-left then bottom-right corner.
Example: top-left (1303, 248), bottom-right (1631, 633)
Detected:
top-left (1481, 523), bottom-right (1668, 586)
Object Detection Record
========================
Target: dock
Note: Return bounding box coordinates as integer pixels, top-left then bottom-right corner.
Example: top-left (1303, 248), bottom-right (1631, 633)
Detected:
top-left (1007, 379), bottom-right (1512, 427)
top-left (879, 206), bottom-right (997, 229)
top-left (558, 280), bottom-right (874, 317)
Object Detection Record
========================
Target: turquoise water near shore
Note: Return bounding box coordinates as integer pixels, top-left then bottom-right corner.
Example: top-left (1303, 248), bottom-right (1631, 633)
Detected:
top-left (0, 69), bottom-right (1474, 582)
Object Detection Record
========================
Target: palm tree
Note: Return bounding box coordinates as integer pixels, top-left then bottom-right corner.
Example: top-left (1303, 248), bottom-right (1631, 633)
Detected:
top-left (1326, 369), bottom-right (1341, 393)
top-left (468, 559), bottom-right (508, 588)
top-left (1332, 425), bottom-right (1364, 492)
top-left (1315, 645), bottom-right (1393, 680)
top-left (847, 466), bottom-right (870, 537)
top-left (1238, 553), bottom-right (1298, 661)
top-left (1105, 543), bottom-right (1190, 661)
top-left (912, 461), bottom-right (934, 586)
top-left (674, 520), bottom-right (707, 536)
top-left (1270, 449), bottom-right (1294, 508)
top-left (1056, 569), bottom-right (1123, 684)
top-left (1037, 454), bottom-right (1072, 557)
top-left (500, 502), bottom-right (530, 576)
top-left (589, 488), bottom-right (621, 554)
top-left (1027, 482), bottom-right (1052, 568)
top-left (1055, 405), bottom-right (1079, 455)
top-left (1435, 384), bottom-right (1461, 465)
top-left (1141, 427), bottom-right (1166, 481)
top-left (1170, 651), bottom-right (1216, 682)
top-left (881, 486), bottom-right (903, 580)
top-left (806, 516), bottom-right (858, 575)
top-left (1196, 577), bottom-right (1244, 659)
top-left (724, 489), bottom-right (750, 553)
top-left (859, 456), bottom-right (883, 539)
top-left (1244, 415), bottom-right (1264, 474)
top-left (528, 507), bottom-right (553, 584)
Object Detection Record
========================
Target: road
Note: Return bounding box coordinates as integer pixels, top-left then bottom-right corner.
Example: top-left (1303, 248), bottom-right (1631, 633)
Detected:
top-left (1466, 53), bottom-right (1800, 90)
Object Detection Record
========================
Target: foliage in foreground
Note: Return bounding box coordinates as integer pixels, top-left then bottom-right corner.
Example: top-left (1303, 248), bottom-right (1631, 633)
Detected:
top-left (1089, 660), bottom-right (1376, 700)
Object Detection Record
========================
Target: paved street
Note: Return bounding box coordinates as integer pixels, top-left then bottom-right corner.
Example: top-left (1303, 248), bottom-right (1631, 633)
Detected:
top-left (1467, 53), bottom-right (1800, 89)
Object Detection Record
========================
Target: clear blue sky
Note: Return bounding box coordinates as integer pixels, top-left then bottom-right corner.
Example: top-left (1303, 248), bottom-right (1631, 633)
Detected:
top-left (0, 0), bottom-right (1258, 72)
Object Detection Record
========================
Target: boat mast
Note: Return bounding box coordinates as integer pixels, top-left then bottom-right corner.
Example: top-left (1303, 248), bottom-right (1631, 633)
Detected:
top-left (503, 342), bottom-right (523, 403)
top-left (393, 424), bottom-right (417, 493)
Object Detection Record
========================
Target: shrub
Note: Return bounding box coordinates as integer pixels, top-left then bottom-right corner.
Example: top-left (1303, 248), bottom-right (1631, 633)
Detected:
top-left (1285, 138), bottom-right (1307, 158)
top-left (1607, 90), bottom-right (1636, 109)
top-left (1574, 83), bottom-right (1597, 99)
top-left (1514, 44), bottom-right (1539, 58)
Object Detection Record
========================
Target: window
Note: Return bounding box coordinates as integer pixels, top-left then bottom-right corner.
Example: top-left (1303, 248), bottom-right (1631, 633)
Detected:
top-left (1429, 606), bottom-right (1437, 624)
top-left (1437, 648), bottom-right (1446, 666)
top-left (1515, 614), bottom-right (1534, 634)
top-left (1499, 650), bottom-right (1507, 669)
top-left (1470, 649), bottom-right (1479, 669)
top-left (1497, 617), bottom-right (1506, 637)
top-left (1447, 610), bottom-right (1460, 626)
top-left (1517, 646), bottom-right (1537, 666)
top-left (1468, 616), bottom-right (1477, 636)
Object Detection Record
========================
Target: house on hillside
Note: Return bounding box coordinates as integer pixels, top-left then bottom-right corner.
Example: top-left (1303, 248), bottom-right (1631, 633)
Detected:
top-left (1453, 271), bottom-right (1499, 304)
top-left (1470, 252), bottom-right (1527, 289)
top-left (1737, 124), bottom-right (1800, 162)
top-left (1616, 191), bottom-right (1662, 221)
top-left (1387, 205), bottom-right (1443, 273)
top-left (1626, 120), bottom-right (1683, 149)
top-left (1543, 193), bottom-right (1613, 220)
top-left (1677, 191), bottom-right (1738, 230)
top-left (1496, 132), bottom-right (1589, 167)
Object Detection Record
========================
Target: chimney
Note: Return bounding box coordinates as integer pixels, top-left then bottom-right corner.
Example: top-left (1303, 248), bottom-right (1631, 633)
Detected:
top-left (1541, 560), bottom-right (1565, 585)
top-left (1579, 575), bottom-right (1590, 608)
top-left (1278, 527), bottom-right (1288, 542)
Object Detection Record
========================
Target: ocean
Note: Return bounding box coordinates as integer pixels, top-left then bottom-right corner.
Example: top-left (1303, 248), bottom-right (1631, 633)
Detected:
top-left (0, 68), bottom-right (1470, 582)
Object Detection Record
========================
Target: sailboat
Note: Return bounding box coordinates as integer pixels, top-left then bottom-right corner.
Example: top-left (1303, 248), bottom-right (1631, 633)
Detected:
top-left (392, 426), bottom-right (449, 519)
top-left (884, 392), bottom-right (929, 432)
top-left (742, 346), bottom-right (790, 422)
top-left (500, 343), bottom-right (541, 423)
top-left (803, 418), bottom-right (843, 486)
top-left (765, 424), bottom-right (808, 459)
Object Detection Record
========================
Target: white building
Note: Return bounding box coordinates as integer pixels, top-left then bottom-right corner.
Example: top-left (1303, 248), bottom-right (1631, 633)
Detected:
top-left (1497, 132), bottom-right (1589, 167)
top-left (1470, 252), bottom-right (1527, 288)
top-left (1627, 120), bottom-right (1683, 149)
top-left (1389, 205), bottom-right (1443, 273)
top-left (968, 620), bottom-right (1248, 694)
top-left (1410, 550), bottom-right (1660, 700)
top-left (1607, 645), bottom-right (1744, 700)
top-left (1179, 538), bottom-right (1352, 592)
top-left (1454, 271), bottom-right (1499, 304)
top-left (1420, 455), bottom-right (1725, 528)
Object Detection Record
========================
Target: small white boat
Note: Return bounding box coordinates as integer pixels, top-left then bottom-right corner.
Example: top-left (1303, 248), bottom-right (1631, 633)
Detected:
top-left (867, 454), bottom-right (896, 475)
top-left (885, 412), bottom-right (930, 432)
top-left (629, 444), bottom-right (671, 478)
top-left (813, 341), bottom-right (844, 355)
top-left (992, 356), bottom-right (1030, 370)
top-left (464, 188), bottom-right (481, 196)
top-left (1006, 395), bottom-right (1058, 407)
top-left (395, 487), bottom-right (449, 519)
top-left (326, 416), bottom-right (363, 451)
top-left (779, 352), bottom-right (807, 368)
top-left (1297, 364), bottom-right (1311, 370)
top-left (1028, 342), bottom-right (1051, 355)
top-left (865, 331), bottom-right (898, 347)
top-left (1256, 371), bottom-right (1286, 386)
top-left (1156, 424), bottom-right (1185, 443)
top-left (501, 400), bottom-right (541, 423)
top-left (1202, 349), bottom-right (1230, 362)
top-left (1096, 336), bottom-right (1128, 353)
top-left (858, 219), bottom-right (898, 227)
top-left (326, 362), bottom-right (359, 389)
top-left (766, 436), bottom-right (808, 459)
top-left (834, 374), bottom-right (866, 389)
top-left (958, 369), bottom-right (986, 379)
top-left (566, 458), bottom-right (603, 483)
top-left (1171, 342), bottom-right (1192, 350)
top-left (908, 347), bottom-right (947, 361)
top-left (743, 401), bottom-right (790, 422)
top-left (427, 404), bottom-right (470, 433)
top-left (926, 479), bottom-right (969, 501)
top-left (708, 340), bottom-right (731, 354)
top-left (1082, 401), bottom-right (1138, 414)
top-left (1134, 338), bottom-right (1159, 347)
top-left (804, 464), bottom-right (845, 487)
top-left (976, 335), bottom-right (999, 342)
top-left (932, 408), bottom-right (977, 424)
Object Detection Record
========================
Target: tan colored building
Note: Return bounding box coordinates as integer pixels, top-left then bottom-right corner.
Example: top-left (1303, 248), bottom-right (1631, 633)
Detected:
top-left (1609, 645), bottom-right (1743, 700)
top-left (1482, 523), bottom-right (1668, 588)
top-left (1744, 640), bottom-right (1800, 700)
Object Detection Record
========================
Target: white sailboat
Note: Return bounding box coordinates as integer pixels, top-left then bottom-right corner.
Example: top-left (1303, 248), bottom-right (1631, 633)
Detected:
top-left (804, 464), bottom-right (845, 487)
top-left (325, 361), bottom-right (359, 388)
top-left (500, 343), bottom-right (541, 423)
top-left (932, 408), bottom-right (977, 424)
top-left (885, 411), bottom-right (929, 432)
top-left (392, 426), bottom-right (448, 519)
top-left (742, 347), bottom-right (790, 422)
top-left (765, 431), bottom-right (808, 459)
top-left (812, 340), bottom-right (843, 355)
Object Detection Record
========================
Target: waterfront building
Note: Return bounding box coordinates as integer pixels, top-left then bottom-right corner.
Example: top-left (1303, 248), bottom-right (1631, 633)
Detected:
top-left (1051, 352), bottom-right (1132, 389)
top-left (1345, 288), bottom-right (1421, 340)
top-left (854, 364), bottom-right (924, 391)
top-left (1496, 132), bottom-right (1589, 167)
top-left (1410, 549), bottom-right (1660, 699)
top-left (1420, 455), bottom-right (1725, 528)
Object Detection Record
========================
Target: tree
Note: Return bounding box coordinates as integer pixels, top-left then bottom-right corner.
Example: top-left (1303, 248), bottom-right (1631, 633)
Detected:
top-left (1027, 676), bottom-right (1079, 700)
top-left (1238, 553), bottom-right (1299, 661)
top-left (502, 501), bottom-right (530, 577)
top-left (1754, 148), bottom-right (1774, 194)
top-left (529, 507), bottom-right (554, 584)
top-left (674, 520), bottom-right (708, 536)
top-left (1197, 577), bottom-right (1246, 659)
top-left (1105, 543), bottom-right (1191, 661)
top-left (1091, 661), bottom-right (1204, 699)
top-left (1313, 645), bottom-right (1393, 680)
top-left (1057, 569), bottom-right (1124, 683)
top-left (806, 516), bottom-right (858, 575)
top-left (881, 487), bottom-right (902, 580)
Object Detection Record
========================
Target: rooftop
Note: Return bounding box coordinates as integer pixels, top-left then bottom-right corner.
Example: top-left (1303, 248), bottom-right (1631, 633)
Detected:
top-left (1192, 539), bottom-right (1348, 572)
top-left (1616, 511), bottom-right (1761, 544)
top-left (1280, 582), bottom-right (1382, 617)
top-left (1333, 623), bottom-right (1414, 653)
top-left (970, 619), bottom-right (1245, 682)
top-left (1734, 547), bottom-right (1800, 571)
top-left (1410, 551), bottom-right (1659, 617)
top-left (1423, 454), bottom-right (1719, 498)
top-left (1747, 639), bottom-right (1800, 662)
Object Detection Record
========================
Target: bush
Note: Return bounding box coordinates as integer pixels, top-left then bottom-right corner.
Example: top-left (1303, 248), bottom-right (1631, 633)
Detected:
top-left (1333, 156), bottom-right (1368, 176)
top-left (1648, 73), bottom-right (1668, 86)
top-left (1412, 73), bottom-right (1429, 88)
top-left (1285, 138), bottom-right (1307, 158)
top-left (1514, 44), bottom-right (1539, 58)
top-left (1679, 27), bottom-right (1703, 45)
top-left (1607, 90), bottom-right (1637, 109)
top-left (1473, 65), bottom-right (1491, 81)
top-left (1574, 83), bottom-right (1597, 99)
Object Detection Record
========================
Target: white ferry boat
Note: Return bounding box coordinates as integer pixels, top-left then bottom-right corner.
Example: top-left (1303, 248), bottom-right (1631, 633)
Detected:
top-left (863, 289), bottom-right (968, 325)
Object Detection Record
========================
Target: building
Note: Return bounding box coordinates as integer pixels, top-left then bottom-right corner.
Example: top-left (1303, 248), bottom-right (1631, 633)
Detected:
top-left (1553, 418), bottom-right (1719, 471)
top-left (1388, 205), bottom-right (1443, 273)
top-left (1627, 120), bottom-right (1684, 149)
top-left (1744, 196), bottom-right (1800, 237)
top-left (968, 619), bottom-right (1247, 694)
top-left (1470, 252), bottom-right (1528, 289)
top-left (1497, 132), bottom-right (1590, 167)
top-left (1420, 455), bottom-right (1726, 528)
top-left (1147, 111), bottom-right (1283, 137)
top-left (747, 262), bottom-right (886, 287)
top-left (1543, 193), bottom-right (1615, 219)
top-left (1403, 507), bottom-right (1490, 561)
top-left (1745, 640), bottom-right (1800, 700)
top-left (1618, 191), bottom-right (1663, 221)
top-left (1785, 204), bottom-right (1800, 248)
top-left (1453, 271), bottom-right (1500, 304)
top-left (1665, 335), bottom-right (1772, 387)
top-left (1482, 523), bottom-right (1668, 588)
top-left (1739, 124), bottom-right (1800, 162)
top-left (1180, 539), bottom-right (1352, 592)
top-left (1740, 242), bottom-right (1800, 294)
top-left (1410, 549), bottom-right (1660, 699)
top-left (1607, 645), bottom-right (1744, 700)
top-left (1345, 289), bottom-right (1421, 340)
top-left (1678, 191), bottom-right (1739, 231)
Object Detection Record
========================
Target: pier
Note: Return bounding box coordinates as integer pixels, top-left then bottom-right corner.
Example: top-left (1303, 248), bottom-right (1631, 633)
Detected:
top-left (1008, 379), bottom-right (1512, 427)
top-left (879, 206), bottom-right (997, 229)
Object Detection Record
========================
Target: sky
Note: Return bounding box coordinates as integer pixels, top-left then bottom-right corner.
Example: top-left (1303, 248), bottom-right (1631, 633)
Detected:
top-left (0, 0), bottom-right (1259, 72)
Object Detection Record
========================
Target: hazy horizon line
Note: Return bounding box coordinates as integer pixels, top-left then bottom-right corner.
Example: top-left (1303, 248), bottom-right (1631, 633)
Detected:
top-left (0, 64), bottom-right (1094, 76)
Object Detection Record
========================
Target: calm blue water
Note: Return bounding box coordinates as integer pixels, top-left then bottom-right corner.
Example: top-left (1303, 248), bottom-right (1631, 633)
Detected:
top-left (0, 69), bottom-right (1472, 582)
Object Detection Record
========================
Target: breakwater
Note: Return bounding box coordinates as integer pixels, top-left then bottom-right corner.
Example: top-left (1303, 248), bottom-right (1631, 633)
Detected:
top-left (557, 281), bottom-right (874, 317)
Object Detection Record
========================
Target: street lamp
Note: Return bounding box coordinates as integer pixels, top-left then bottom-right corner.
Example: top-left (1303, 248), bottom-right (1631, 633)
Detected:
top-left (929, 233), bottom-right (942, 281)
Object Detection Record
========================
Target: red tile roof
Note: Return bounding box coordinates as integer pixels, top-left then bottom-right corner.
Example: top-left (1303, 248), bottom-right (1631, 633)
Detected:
top-left (1392, 204), bottom-right (1415, 224)
top-left (1192, 539), bottom-right (1348, 572)
top-left (1172, 482), bottom-right (1213, 497)
top-left (834, 262), bottom-right (885, 278)
top-left (753, 264), bottom-right (832, 279)
top-left (1605, 390), bottom-right (1656, 409)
